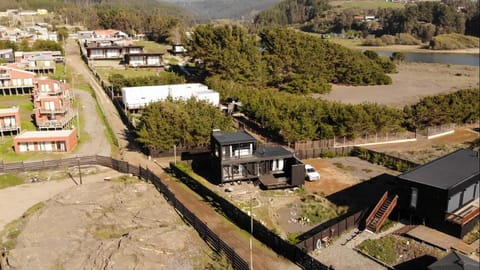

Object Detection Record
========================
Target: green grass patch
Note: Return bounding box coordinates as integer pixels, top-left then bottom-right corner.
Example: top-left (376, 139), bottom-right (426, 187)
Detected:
top-left (463, 221), bottom-right (480, 245)
top-left (378, 219), bottom-right (397, 233)
top-left (133, 41), bottom-right (170, 53)
top-left (357, 234), bottom-right (445, 265)
top-left (91, 224), bottom-right (130, 240)
top-left (287, 231), bottom-right (303, 244)
top-left (49, 63), bottom-right (67, 81)
top-left (326, 37), bottom-right (363, 48)
top-left (0, 173), bottom-right (24, 189)
top-left (333, 162), bottom-right (356, 171)
top-left (300, 194), bottom-right (348, 224)
top-left (0, 202), bottom-right (44, 249)
top-left (430, 33), bottom-right (480, 50)
top-left (338, 0), bottom-right (404, 10)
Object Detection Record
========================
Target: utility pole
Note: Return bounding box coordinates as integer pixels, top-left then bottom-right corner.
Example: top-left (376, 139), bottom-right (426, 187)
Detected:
top-left (78, 157), bottom-right (83, 185)
top-left (250, 194), bottom-right (253, 270)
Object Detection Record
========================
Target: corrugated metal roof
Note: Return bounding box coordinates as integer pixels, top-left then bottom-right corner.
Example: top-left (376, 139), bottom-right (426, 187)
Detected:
top-left (398, 149), bottom-right (480, 190)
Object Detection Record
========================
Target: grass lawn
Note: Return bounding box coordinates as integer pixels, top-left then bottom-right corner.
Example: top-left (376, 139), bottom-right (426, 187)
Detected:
top-left (0, 173), bottom-right (24, 189)
top-left (49, 63), bottom-right (67, 81)
top-left (300, 194), bottom-right (348, 224)
top-left (337, 0), bottom-right (404, 10)
top-left (133, 41), bottom-right (170, 53)
top-left (96, 67), bottom-right (161, 81)
top-left (327, 37), bottom-right (363, 48)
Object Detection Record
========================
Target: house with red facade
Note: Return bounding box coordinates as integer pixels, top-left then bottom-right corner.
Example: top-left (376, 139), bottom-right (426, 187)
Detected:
top-left (34, 78), bottom-right (77, 130)
top-left (13, 128), bottom-right (78, 153)
top-left (0, 106), bottom-right (21, 135)
top-left (0, 66), bottom-right (36, 95)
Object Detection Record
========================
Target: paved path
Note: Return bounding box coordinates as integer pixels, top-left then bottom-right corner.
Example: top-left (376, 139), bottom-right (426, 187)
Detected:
top-left (64, 39), bottom-right (299, 269)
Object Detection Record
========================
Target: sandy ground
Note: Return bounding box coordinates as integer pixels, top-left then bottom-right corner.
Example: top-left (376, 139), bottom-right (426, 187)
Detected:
top-left (356, 44), bottom-right (480, 54)
top-left (0, 168), bottom-right (124, 232)
top-left (317, 62), bottom-right (479, 107)
top-left (304, 157), bottom-right (399, 196)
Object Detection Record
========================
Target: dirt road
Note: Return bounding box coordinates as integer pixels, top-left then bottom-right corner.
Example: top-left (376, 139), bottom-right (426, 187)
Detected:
top-left (65, 39), bottom-right (299, 269)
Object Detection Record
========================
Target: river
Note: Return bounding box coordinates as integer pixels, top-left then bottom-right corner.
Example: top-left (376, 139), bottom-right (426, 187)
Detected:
top-left (376, 50), bottom-right (479, 66)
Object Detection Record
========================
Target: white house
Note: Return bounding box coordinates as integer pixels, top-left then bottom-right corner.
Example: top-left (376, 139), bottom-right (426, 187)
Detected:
top-left (121, 83), bottom-right (220, 112)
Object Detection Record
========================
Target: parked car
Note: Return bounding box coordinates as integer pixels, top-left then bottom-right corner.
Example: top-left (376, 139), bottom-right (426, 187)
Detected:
top-left (305, 164), bottom-right (320, 181)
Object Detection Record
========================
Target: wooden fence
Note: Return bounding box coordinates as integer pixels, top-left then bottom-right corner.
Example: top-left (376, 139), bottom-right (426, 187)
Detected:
top-left (0, 156), bottom-right (249, 270)
top-left (352, 147), bottom-right (419, 172)
top-left (296, 209), bottom-right (370, 253)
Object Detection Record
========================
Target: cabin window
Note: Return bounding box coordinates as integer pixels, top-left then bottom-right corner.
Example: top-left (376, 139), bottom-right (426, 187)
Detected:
top-left (447, 192), bottom-right (461, 212)
top-left (410, 187), bottom-right (418, 209)
top-left (462, 183), bottom-right (477, 205)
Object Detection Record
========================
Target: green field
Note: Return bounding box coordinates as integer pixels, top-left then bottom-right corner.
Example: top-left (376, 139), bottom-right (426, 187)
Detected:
top-left (95, 67), bottom-right (162, 84)
top-left (133, 41), bottom-right (170, 53)
top-left (335, 0), bottom-right (405, 9)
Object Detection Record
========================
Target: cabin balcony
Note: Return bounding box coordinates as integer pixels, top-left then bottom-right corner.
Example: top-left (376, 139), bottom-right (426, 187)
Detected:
top-left (445, 198), bottom-right (479, 225)
top-left (38, 106), bottom-right (69, 114)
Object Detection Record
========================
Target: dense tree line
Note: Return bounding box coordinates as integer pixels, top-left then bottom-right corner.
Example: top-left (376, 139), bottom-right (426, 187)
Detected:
top-left (254, 0), bottom-right (330, 26)
top-left (108, 73), bottom-right (185, 94)
top-left (403, 88), bottom-right (479, 129)
top-left (136, 98), bottom-right (234, 152)
top-left (186, 25), bottom-right (393, 94)
top-left (206, 76), bottom-right (405, 143)
top-left (0, 39), bottom-right (63, 53)
top-left (254, 0), bottom-right (479, 41)
top-left (207, 76), bottom-right (479, 143)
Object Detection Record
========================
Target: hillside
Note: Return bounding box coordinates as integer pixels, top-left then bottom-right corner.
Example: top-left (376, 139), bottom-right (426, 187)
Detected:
top-left (159, 0), bottom-right (282, 20)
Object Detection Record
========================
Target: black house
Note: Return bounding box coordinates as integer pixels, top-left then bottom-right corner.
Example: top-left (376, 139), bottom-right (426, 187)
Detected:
top-left (395, 149), bottom-right (479, 238)
top-left (210, 130), bottom-right (305, 188)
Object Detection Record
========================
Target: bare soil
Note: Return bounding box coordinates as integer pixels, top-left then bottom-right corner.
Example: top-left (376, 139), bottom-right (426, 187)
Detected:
top-left (3, 173), bottom-right (211, 270)
top-left (211, 157), bottom-right (397, 237)
top-left (366, 127), bottom-right (479, 164)
top-left (317, 62), bottom-right (479, 107)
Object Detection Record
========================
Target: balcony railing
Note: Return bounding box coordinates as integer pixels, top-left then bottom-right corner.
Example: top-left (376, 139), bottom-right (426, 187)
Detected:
top-left (445, 199), bottom-right (480, 225)
top-left (38, 106), bottom-right (69, 114)
top-left (37, 111), bottom-right (77, 129)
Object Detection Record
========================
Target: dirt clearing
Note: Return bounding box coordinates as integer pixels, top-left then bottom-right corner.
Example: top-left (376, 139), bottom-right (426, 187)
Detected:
top-left (318, 62), bottom-right (479, 107)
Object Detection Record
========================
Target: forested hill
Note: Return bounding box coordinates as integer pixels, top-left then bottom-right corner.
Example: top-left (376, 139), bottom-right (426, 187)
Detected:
top-left (158, 0), bottom-right (282, 20)
top-left (254, 0), bottom-right (330, 25)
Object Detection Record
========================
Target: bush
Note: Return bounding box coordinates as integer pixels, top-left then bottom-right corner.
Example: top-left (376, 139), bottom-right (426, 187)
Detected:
top-left (396, 33), bottom-right (421, 45)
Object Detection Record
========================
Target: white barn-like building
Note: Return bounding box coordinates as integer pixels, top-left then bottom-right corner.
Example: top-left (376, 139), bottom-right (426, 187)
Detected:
top-left (121, 83), bottom-right (220, 112)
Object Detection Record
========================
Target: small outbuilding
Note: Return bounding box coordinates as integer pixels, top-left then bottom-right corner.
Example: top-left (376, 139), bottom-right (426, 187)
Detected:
top-left (395, 149), bottom-right (479, 238)
top-left (121, 83), bottom-right (220, 113)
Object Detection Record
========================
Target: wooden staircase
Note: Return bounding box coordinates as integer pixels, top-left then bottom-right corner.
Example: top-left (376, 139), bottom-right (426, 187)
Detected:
top-left (365, 191), bottom-right (398, 233)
